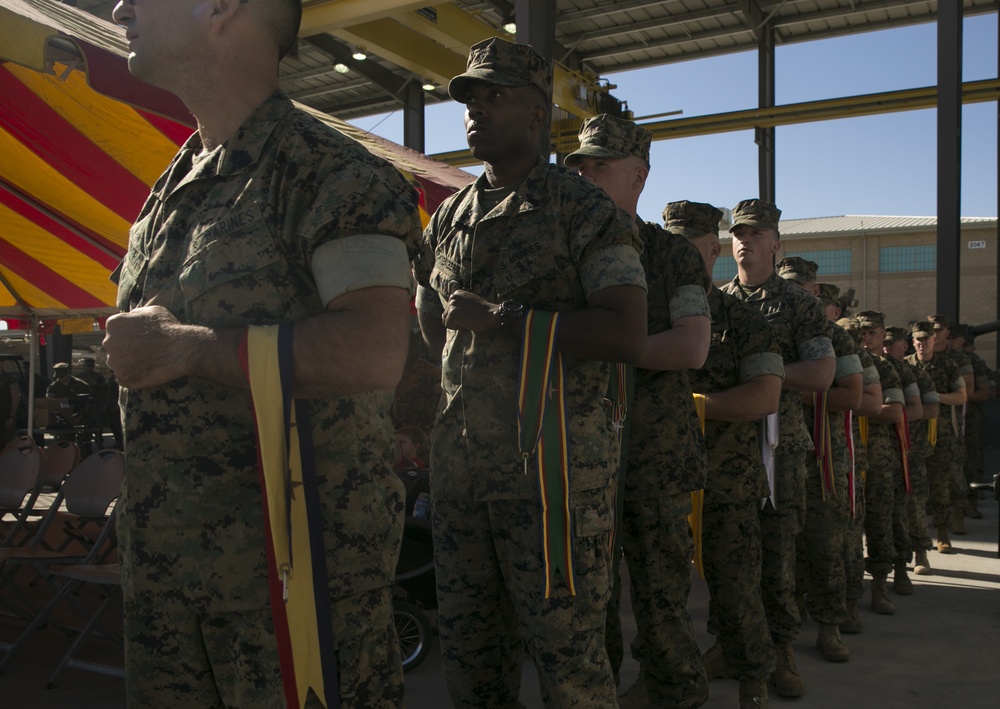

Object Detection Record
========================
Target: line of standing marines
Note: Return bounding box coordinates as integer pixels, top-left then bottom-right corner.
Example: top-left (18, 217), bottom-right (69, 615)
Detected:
top-left (104, 7), bottom-right (990, 706)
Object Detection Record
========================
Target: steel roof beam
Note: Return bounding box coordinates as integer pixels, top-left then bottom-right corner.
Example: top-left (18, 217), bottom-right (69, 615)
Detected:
top-left (300, 0), bottom-right (431, 33)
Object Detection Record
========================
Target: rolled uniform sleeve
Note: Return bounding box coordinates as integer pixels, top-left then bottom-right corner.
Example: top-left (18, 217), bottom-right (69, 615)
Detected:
top-left (902, 381), bottom-right (921, 400)
top-left (312, 234), bottom-right (413, 305)
top-left (740, 351), bottom-right (785, 383)
top-left (863, 364), bottom-right (880, 386)
top-left (835, 353), bottom-right (863, 380)
top-left (579, 243), bottom-right (647, 298)
top-left (669, 284), bottom-right (711, 323)
top-left (884, 387), bottom-right (905, 405)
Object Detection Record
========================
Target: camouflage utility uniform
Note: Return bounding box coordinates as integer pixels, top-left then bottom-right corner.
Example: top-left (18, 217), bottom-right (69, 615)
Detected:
top-left (413, 156), bottom-right (645, 708)
top-left (963, 348), bottom-right (991, 490)
top-left (845, 348), bottom-right (879, 606)
top-left (721, 272), bottom-right (835, 645)
top-left (623, 221), bottom-right (711, 707)
top-left (907, 364), bottom-right (938, 553)
top-left (906, 352), bottom-right (965, 534)
top-left (691, 286), bottom-right (783, 681)
top-left (114, 91), bottom-right (420, 708)
top-left (797, 321), bottom-right (861, 625)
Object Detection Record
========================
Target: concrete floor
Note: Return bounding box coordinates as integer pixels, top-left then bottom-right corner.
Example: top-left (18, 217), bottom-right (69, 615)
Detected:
top-left (3, 469), bottom-right (999, 708)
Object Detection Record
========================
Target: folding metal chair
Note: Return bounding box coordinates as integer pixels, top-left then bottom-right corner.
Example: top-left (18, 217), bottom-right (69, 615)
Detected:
top-left (39, 441), bottom-right (80, 492)
top-left (44, 562), bottom-right (123, 687)
top-left (0, 443), bottom-right (44, 548)
top-left (0, 449), bottom-right (124, 668)
top-left (0, 435), bottom-right (35, 459)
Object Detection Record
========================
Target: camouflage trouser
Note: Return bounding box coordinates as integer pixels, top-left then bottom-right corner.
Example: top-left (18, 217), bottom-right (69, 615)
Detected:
top-left (605, 559), bottom-right (625, 685)
top-left (622, 491), bottom-right (708, 707)
top-left (432, 488), bottom-right (617, 709)
top-left (759, 450), bottom-right (807, 644)
top-left (124, 588), bottom-right (403, 708)
top-left (926, 433), bottom-right (956, 528)
top-left (951, 415), bottom-right (967, 504)
top-left (906, 454), bottom-right (932, 553)
top-left (863, 431), bottom-right (900, 577)
top-left (844, 472), bottom-right (867, 603)
top-left (702, 496), bottom-right (774, 680)
top-left (795, 450), bottom-right (848, 625)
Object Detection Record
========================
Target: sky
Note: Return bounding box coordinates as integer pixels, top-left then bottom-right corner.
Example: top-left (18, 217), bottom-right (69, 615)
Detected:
top-left (349, 13), bottom-right (998, 222)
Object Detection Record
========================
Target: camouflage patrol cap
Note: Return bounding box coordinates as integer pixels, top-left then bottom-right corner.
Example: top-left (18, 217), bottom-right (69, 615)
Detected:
top-left (776, 256), bottom-right (819, 284)
top-left (837, 317), bottom-right (862, 345)
top-left (856, 310), bottom-right (886, 329)
top-left (911, 321), bottom-right (935, 339)
top-left (884, 326), bottom-right (908, 343)
top-left (927, 314), bottom-right (951, 331)
top-left (448, 37), bottom-right (551, 103)
top-left (662, 200), bottom-right (724, 238)
top-left (563, 114), bottom-right (652, 167)
top-left (728, 199), bottom-right (781, 234)
top-left (816, 283), bottom-right (841, 307)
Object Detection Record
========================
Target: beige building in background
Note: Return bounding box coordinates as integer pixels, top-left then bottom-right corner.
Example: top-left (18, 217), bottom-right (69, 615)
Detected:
top-left (716, 215), bottom-right (999, 367)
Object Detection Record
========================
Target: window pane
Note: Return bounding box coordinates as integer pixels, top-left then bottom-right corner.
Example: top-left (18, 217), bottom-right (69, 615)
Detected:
top-left (783, 249), bottom-right (852, 276)
top-left (712, 256), bottom-right (738, 281)
top-left (879, 245), bottom-right (936, 272)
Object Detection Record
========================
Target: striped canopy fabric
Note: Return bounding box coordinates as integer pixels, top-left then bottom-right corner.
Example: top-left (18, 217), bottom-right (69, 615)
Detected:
top-left (0, 0), bottom-right (471, 323)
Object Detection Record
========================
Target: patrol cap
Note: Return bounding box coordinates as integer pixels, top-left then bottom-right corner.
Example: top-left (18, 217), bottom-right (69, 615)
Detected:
top-left (662, 200), bottom-right (723, 238)
top-left (729, 199), bottom-right (781, 234)
top-left (856, 310), bottom-right (886, 329)
top-left (448, 37), bottom-right (551, 103)
top-left (927, 314), bottom-right (951, 331)
top-left (52, 362), bottom-right (69, 371)
top-left (911, 321), bottom-right (935, 339)
top-left (563, 114), bottom-right (651, 167)
top-left (837, 317), bottom-right (862, 345)
top-left (816, 283), bottom-right (841, 307)
top-left (884, 326), bottom-right (908, 344)
top-left (776, 256), bottom-right (819, 284)
top-left (947, 323), bottom-right (968, 339)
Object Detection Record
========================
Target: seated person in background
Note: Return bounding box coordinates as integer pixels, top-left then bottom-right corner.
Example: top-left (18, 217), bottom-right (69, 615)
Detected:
top-left (395, 425), bottom-right (427, 469)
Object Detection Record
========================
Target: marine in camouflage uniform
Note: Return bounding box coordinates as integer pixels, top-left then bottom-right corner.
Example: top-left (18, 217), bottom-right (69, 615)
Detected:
top-left (681, 201), bottom-right (783, 707)
top-left (834, 314), bottom-right (881, 633)
top-left (0, 366), bottom-right (20, 446)
top-left (413, 40), bottom-right (648, 708)
top-left (952, 325), bottom-right (990, 517)
top-left (45, 363), bottom-right (91, 398)
top-left (884, 326), bottom-right (938, 572)
top-left (906, 322), bottom-right (967, 554)
top-left (105, 8), bottom-right (420, 702)
top-left (929, 315), bottom-right (975, 531)
top-left (721, 200), bottom-right (836, 699)
top-left (856, 311), bottom-right (909, 613)
top-left (775, 260), bottom-right (859, 662)
top-left (566, 121), bottom-right (712, 708)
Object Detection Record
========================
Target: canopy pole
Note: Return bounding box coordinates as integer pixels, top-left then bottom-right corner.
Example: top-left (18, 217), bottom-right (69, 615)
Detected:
top-left (26, 317), bottom-right (37, 437)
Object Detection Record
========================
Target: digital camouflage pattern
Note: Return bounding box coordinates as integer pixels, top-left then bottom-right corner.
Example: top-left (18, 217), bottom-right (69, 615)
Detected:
top-left (905, 364), bottom-right (938, 553)
top-left (963, 349), bottom-right (991, 485)
top-left (448, 36), bottom-right (552, 102)
top-left (114, 91), bottom-right (420, 704)
top-left (413, 156), bottom-right (645, 705)
top-left (729, 199), bottom-right (782, 233)
top-left (775, 256), bottom-right (819, 284)
top-left (863, 355), bottom-right (904, 576)
top-left (721, 270), bottom-right (833, 645)
top-left (622, 220), bottom-right (710, 707)
top-left (906, 351), bottom-right (966, 529)
top-left (564, 113), bottom-right (652, 167)
top-left (693, 286), bottom-right (782, 680)
top-left (663, 200), bottom-right (724, 239)
top-left (884, 355), bottom-right (917, 564)
top-left (796, 320), bottom-right (859, 625)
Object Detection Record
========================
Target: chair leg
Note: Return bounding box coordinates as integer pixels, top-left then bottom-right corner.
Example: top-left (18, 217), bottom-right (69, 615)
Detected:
top-left (0, 578), bottom-right (83, 673)
top-left (47, 592), bottom-right (123, 688)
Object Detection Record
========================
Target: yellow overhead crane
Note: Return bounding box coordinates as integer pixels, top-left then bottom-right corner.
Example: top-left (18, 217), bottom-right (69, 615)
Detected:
top-left (300, 0), bottom-right (620, 121)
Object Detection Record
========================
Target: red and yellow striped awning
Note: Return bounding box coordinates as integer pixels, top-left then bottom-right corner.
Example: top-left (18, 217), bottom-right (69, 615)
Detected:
top-left (0, 0), bottom-right (471, 323)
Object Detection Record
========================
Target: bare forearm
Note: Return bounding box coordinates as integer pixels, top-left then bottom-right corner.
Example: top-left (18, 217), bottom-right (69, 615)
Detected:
top-left (783, 358), bottom-right (835, 393)
top-left (870, 403), bottom-right (903, 425)
top-left (637, 316), bottom-right (710, 371)
top-left (970, 385), bottom-right (990, 403)
top-left (826, 374), bottom-right (862, 412)
top-left (939, 390), bottom-right (966, 406)
top-left (554, 285), bottom-right (647, 364)
top-left (859, 384), bottom-right (883, 417)
top-left (923, 402), bottom-right (940, 419)
top-left (416, 286), bottom-right (446, 363)
top-left (702, 375), bottom-right (781, 422)
top-left (904, 399), bottom-right (923, 421)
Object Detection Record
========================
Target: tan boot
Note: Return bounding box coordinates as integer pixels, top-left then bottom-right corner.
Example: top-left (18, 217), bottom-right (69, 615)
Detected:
top-left (892, 561), bottom-right (914, 595)
top-left (700, 641), bottom-right (729, 680)
top-left (952, 506), bottom-right (967, 535)
top-left (840, 600), bottom-right (862, 634)
top-left (816, 623), bottom-right (850, 662)
top-left (739, 678), bottom-right (769, 708)
top-left (768, 642), bottom-right (806, 697)
top-left (913, 549), bottom-right (932, 575)
top-left (937, 526), bottom-right (955, 554)
top-left (870, 574), bottom-right (895, 615)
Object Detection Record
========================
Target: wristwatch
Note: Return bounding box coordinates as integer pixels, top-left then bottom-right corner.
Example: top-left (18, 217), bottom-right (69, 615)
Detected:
top-left (498, 300), bottom-right (526, 327)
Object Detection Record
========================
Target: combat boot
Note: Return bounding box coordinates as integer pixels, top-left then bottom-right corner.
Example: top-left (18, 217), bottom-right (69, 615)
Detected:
top-left (936, 527), bottom-right (955, 554)
top-left (768, 642), bottom-right (806, 698)
top-left (892, 560), bottom-right (913, 595)
top-left (839, 600), bottom-right (862, 634)
top-left (700, 641), bottom-right (728, 680)
top-left (913, 549), bottom-right (932, 575)
top-left (870, 574), bottom-right (895, 615)
top-left (952, 506), bottom-right (967, 535)
top-left (739, 678), bottom-right (768, 708)
top-left (816, 623), bottom-right (850, 662)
